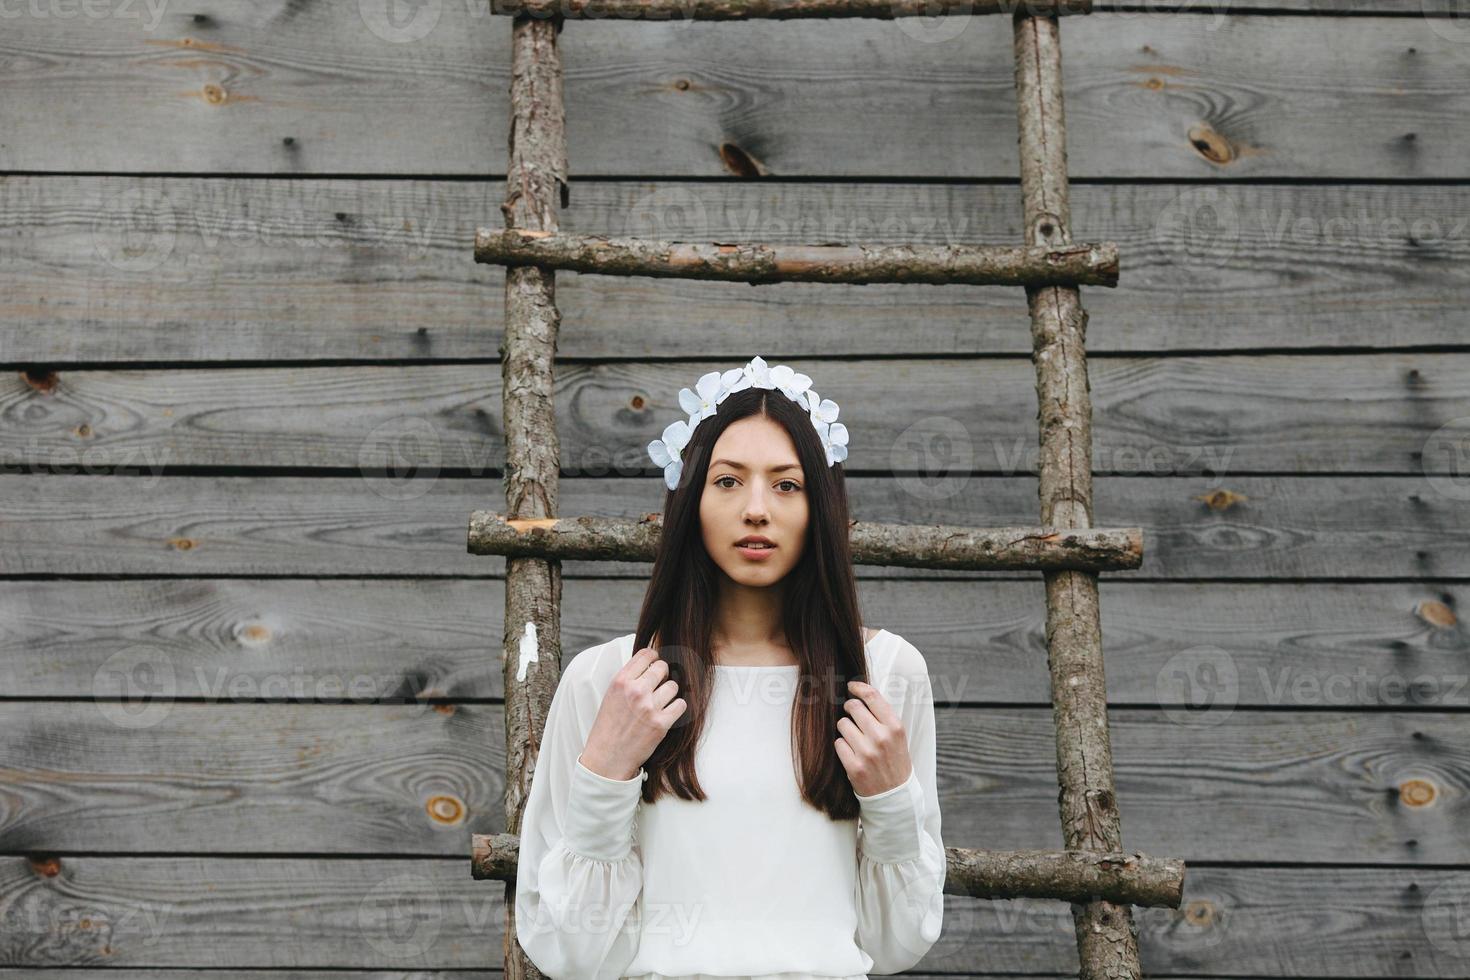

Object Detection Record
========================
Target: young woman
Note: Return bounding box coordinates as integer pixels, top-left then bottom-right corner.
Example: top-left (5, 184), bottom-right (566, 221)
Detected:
top-left (514, 357), bottom-right (945, 979)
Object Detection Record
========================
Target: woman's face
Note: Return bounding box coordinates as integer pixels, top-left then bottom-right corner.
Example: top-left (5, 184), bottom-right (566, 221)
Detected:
top-left (699, 414), bottom-right (809, 586)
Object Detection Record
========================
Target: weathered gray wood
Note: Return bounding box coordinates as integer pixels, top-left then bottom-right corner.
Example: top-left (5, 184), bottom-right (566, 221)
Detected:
top-left (2, 579), bottom-right (1464, 707)
top-left (467, 512), bottom-right (1144, 570)
top-left (0, 974), bottom-right (1121, 980)
top-left (473, 832), bottom-right (1184, 907)
top-left (0, 474), bottom-right (1463, 579)
top-left (0, 975), bottom-right (503, 980)
top-left (0, 975), bottom-right (1156, 980)
top-left (474, 229), bottom-right (1120, 286)
top-left (0, 974), bottom-right (1130, 980)
top-left (0, 974), bottom-right (501, 980)
top-left (1013, 10), bottom-right (1137, 979)
top-left (497, 13), bottom-right (569, 980)
top-left (5, 178), bottom-right (1467, 362)
top-left (0, 857), bottom-right (1464, 973)
top-left (3, 356), bottom-right (1465, 473)
top-left (0, 16), bottom-right (1463, 175)
top-left (489, 0), bottom-right (1091, 16)
top-left (4, 703), bottom-right (1465, 862)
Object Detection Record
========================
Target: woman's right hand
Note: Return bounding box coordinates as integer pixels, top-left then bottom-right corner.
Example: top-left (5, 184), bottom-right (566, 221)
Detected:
top-left (579, 644), bottom-right (687, 781)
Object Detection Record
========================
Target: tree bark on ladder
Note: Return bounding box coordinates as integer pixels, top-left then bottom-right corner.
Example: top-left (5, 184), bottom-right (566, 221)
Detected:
top-left (499, 15), bottom-right (568, 980)
top-left (1014, 11), bottom-right (1144, 980)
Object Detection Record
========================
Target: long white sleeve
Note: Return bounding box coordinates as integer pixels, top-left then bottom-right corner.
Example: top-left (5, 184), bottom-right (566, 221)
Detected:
top-left (852, 646), bottom-right (945, 975)
top-left (514, 647), bottom-right (646, 980)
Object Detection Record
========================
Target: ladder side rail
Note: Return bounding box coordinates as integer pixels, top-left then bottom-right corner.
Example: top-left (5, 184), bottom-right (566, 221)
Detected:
top-left (499, 14), bottom-right (570, 980)
top-left (1013, 11), bottom-right (1143, 980)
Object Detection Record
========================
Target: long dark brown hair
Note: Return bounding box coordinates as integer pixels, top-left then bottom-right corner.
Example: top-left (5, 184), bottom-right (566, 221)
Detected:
top-left (632, 383), bottom-right (869, 820)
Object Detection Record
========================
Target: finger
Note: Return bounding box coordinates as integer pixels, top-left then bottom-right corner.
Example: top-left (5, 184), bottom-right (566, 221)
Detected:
top-left (652, 676), bottom-right (680, 707)
top-left (624, 645), bottom-right (657, 677)
top-left (847, 679), bottom-right (900, 726)
top-left (833, 734), bottom-right (857, 771)
top-left (842, 695), bottom-right (882, 737)
top-left (835, 716), bottom-right (870, 754)
top-left (637, 657), bottom-right (670, 691)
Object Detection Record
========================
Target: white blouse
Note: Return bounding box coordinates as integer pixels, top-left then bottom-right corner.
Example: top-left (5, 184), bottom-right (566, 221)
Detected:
top-left (514, 628), bottom-right (945, 979)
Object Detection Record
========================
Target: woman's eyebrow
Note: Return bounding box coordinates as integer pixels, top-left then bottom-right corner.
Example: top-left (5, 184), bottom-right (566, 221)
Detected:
top-left (711, 459), bottom-right (803, 473)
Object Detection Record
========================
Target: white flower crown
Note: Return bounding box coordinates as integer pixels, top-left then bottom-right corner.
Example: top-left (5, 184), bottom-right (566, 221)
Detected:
top-left (646, 355), bottom-right (849, 492)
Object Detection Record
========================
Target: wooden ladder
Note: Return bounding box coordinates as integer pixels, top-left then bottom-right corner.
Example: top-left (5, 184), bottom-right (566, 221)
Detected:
top-left (467, 2), bottom-right (1186, 977)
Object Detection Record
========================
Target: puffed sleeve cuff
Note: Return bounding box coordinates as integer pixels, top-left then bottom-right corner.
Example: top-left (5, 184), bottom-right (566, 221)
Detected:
top-left (855, 768), bottom-right (924, 863)
top-left (563, 755), bottom-right (646, 862)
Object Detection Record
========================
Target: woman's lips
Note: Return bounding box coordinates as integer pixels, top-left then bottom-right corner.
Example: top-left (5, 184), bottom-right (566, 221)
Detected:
top-left (736, 543), bottom-right (777, 560)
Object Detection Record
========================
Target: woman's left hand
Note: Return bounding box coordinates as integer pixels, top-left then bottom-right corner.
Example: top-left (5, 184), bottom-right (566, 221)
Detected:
top-left (835, 679), bottom-right (912, 797)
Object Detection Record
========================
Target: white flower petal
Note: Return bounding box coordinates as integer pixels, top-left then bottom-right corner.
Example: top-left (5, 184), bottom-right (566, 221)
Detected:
top-left (695, 373), bottom-right (724, 414)
top-left (722, 368), bottom-right (751, 402)
top-left (828, 421), bottom-right (848, 447)
top-left (678, 386), bottom-right (701, 416)
top-left (744, 355), bottom-right (773, 389)
top-left (662, 418), bottom-right (691, 453)
top-left (664, 459), bottom-right (683, 491)
top-left (648, 439), bottom-right (674, 468)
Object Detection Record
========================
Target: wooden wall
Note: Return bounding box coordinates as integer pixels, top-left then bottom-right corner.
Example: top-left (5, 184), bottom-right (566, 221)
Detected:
top-left (2, 0), bottom-right (1468, 976)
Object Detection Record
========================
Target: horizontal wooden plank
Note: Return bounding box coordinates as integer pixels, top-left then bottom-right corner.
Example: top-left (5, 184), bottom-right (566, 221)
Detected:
top-left (0, 474), bottom-right (1463, 579)
top-left (2, 702), bottom-right (1464, 862)
top-left (0, 975), bottom-right (1086, 980)
top-left (0, 975), bottom-right (502, 980)
top-left (0, 13), bottom-right (1462, 176)
top-left (2, 579), bottom-right (1464, 708)
top-left (0, 975), bottom-right (1209, 980)
top-left (0, 974), bottom-right (1098, 980)
top-left (2, 356), bottom-right (1465, 473)
top-left (5, 178), bottom-right (1466, 362)
top-left (0, 857), bottom-right (1463, 974)
top-left (0, 969), bottom-right (1098, 980)
top-left (0, 975), bottom-right (500, 980)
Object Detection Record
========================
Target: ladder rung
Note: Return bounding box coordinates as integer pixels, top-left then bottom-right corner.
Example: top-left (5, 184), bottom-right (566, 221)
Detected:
top-left (471, 832), bottom-right (1182, 907)
top-left (468, 512), bottom-right (1143, 572)
top-left (487, 0), bottom-right (1091, 18)
top-left (474, 229), bottom-right (1120, 288)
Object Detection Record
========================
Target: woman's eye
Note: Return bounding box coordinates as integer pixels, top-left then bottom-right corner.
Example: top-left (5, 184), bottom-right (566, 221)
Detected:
top-left (714, 476), bottom-right (801, 492)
